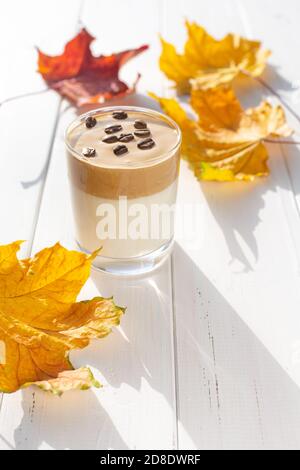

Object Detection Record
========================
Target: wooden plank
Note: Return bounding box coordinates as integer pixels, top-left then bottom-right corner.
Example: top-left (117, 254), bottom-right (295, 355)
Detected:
top-left (0, 0), bottom-right (83, 447)
top-left (6, 116), bottom-right (176, 451)
top-left (163, 0), bottom-right (300, 449)
top-left (0, 0), bottom-right (85, 450)
top-left (0, 0), bottom-right (177, 450)
top-left (0, 0), bottom-right (82, 257)
top-left (0, 254), bottom-right (176, 450)
top-left (238, 0), bottom-right (300, 241)
top-left (233, 0), bottom-right (300, 380)
top-left (173, 232), bottom-right (300, 450)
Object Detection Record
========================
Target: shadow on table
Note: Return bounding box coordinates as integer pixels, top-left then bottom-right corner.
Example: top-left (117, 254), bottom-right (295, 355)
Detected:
top-left (234, 65), bottom-right (296, 106)
top-left (83, 263), bottom-right (176, 448)
top-left (196, 148), bottom-right (299, 272)
top-left (12, 388), bottom-right (127, 450)
top-left (10, 242), bottom-right (300, 449)
top-left (189, 67), bottom-right (300, 272)
top-left (12, 70), bottom-right (300, 449)
top-left (10, 259), bottom-right (173, 450)
top-left (262, 65), bottom-right (296, 94)
top-left (171, 243), bottom-right (300, 449)
top-left (179, 65), bottom-right (300, 272)
top-left (200, 178), bottom-right (266, 271)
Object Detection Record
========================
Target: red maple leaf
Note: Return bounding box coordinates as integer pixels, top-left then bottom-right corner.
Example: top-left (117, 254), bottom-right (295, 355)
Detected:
top-left (37, 28), bottom-right (148, 107)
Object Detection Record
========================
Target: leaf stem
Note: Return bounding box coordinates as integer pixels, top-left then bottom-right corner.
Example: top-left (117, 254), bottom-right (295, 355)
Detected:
top-left (264, 138), bottom-right (300, 145)
top-left (0, 88), bottom-right (50, 108)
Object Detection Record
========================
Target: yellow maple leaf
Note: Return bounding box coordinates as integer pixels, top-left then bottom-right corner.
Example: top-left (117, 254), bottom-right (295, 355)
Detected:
top-left (160, 21), bottom-right (271, 92)
top-left (25, 368), bottom-right (102, 397)
top-left (150, 86), bottom-right (292, 181)
top-left (0, 242), bottom-right (124, 395)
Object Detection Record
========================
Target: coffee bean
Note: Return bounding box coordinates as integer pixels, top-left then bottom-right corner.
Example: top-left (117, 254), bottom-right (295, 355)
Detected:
top-left (82, 147), bottom-right (96, 157)
top-left (105, 124), bottom-right (123, 134)
top-left (137, 138), bottom-right (155, 150)
top-left (134, 129), bottom-right (151, 138)
top-left (102, 135), bottom-right (118, 144)
top-left (112, 111), bottom-right (128, 120)
top-left (113, 144), bottom-right (128, 156)
top-left (118, 133), bottom-right (134, 143)
top-left (85, 116), bottom-right (97, 129)
top-left (134, 120), bottom-right (147, 129)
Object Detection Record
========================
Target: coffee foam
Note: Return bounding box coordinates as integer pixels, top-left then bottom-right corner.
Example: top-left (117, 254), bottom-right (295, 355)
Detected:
top-left (66, 108), bottom-right (181, 199)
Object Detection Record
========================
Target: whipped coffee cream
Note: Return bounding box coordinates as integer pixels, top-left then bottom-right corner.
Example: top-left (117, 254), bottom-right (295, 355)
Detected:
top-left (66, 107), bottom-right (181, 263)
top-left (67, 110), bottom-right (180, 198)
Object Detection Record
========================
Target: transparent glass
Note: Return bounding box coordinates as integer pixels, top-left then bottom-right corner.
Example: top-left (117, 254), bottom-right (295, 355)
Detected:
top-left (65, 106), bottom-right (182, 275)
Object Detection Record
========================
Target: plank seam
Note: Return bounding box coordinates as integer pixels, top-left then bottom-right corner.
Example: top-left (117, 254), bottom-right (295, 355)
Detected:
top-left (16, 0), bottom-right (85, 444)
top-left (170, 253), bottom-right (180, 450)
top-left (278, 143), bottom-right (300, 272)
top-left (235, 0), bottom-right (300, 272)
top-left (0, 0), bottom-right (85, 436)
top-left (29, 0), bottom-right (85, 257)
top-left (27, 99), bottom-right (63, 256)
top-left (160, 0), bottom-right (180, 449)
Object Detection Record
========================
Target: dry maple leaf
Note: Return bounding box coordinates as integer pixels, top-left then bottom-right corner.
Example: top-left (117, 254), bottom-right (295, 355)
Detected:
top-left (25, 368), bottom-right (102, 397)
top-left (37, 28), bottom-right (149, 107)
top-left (150, 86), bottom-right (292, 181)
top-left (0, 242), bottom-right (124, 395)
top-left (160, 21), bottom-right (270, 93)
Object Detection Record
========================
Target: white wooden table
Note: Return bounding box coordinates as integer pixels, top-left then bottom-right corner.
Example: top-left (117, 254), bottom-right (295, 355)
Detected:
top-left (1, 0), bottom-right (300, 450)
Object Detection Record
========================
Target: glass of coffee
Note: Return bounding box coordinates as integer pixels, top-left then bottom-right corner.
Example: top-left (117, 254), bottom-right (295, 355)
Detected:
top-left (65, 106), bottom-right (182, 275)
